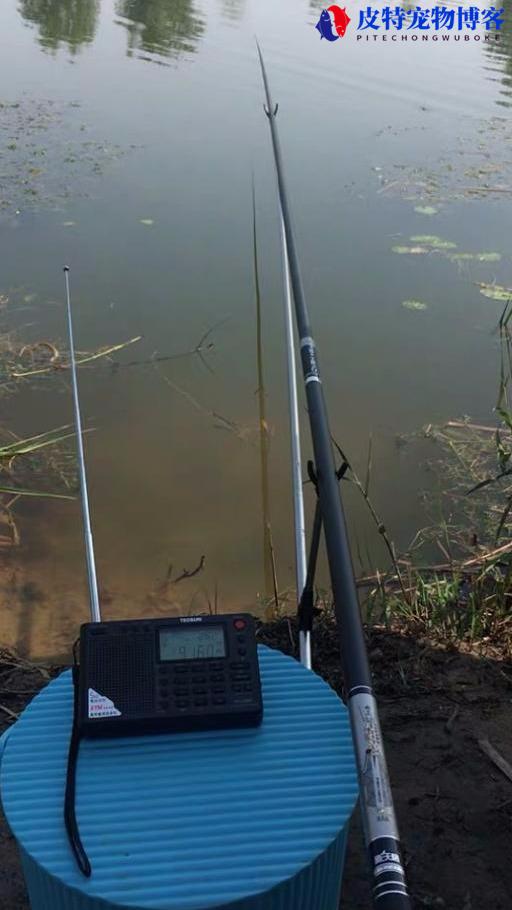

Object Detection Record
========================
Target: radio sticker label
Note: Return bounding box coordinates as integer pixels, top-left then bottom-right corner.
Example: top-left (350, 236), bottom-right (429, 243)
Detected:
top-left (88, 688), bottom-right (122, 718)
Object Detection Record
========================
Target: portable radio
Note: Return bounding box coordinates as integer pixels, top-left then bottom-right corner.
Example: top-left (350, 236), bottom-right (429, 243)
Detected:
top-left (76, 613), bottom-right (263, 737)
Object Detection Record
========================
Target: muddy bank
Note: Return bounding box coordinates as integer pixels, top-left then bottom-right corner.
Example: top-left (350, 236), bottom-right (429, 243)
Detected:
top-left (1, 614), bottom-right (511, 909)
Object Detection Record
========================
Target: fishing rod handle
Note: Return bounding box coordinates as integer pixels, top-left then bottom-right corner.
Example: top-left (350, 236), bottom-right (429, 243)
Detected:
top-left (369, 837), bottom-right (411, 909)
top-left (349, 692), bottom-right (411, 910)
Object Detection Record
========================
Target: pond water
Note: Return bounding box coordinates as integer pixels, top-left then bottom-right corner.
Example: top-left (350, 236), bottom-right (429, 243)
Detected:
top-left (1, 0), bottom-right (512, 657)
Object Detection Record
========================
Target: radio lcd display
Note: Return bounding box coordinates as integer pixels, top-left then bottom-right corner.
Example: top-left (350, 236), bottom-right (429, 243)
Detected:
top-left (159, 625), bottom-right (226, 662)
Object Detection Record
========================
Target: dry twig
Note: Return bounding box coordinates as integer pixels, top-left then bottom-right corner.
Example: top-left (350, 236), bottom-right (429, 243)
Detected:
top-left (478, 737), bottom-right (512, 784)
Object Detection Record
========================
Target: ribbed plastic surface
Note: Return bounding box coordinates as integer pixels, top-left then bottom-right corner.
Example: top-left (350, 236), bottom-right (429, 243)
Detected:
top-left (1, 645), bottom-right (358, 910)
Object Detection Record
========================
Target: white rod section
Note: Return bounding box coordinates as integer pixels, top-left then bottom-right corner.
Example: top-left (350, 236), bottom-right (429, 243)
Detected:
top-left (279, 216), bottom-right (310, 669)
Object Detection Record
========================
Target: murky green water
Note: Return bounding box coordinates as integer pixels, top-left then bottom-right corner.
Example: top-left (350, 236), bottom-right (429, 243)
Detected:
top-left (1, 0), bottom-right (512, 657)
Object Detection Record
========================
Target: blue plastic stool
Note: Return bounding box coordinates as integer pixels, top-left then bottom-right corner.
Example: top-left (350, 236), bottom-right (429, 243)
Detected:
top-left (0, 645), bottom-right (358, 910)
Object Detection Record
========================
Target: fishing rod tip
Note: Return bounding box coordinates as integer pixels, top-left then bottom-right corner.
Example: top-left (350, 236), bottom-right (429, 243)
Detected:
top-left (63, 266), bottom-right (70, 272)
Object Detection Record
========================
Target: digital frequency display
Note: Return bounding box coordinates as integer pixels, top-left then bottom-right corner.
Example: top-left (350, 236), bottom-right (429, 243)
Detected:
top-left (159, 625), bottom-right (226, 661)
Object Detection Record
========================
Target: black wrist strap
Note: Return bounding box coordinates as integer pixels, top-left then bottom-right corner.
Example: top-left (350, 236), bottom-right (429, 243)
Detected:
top-left (64, 656), bottom-right (91, 877)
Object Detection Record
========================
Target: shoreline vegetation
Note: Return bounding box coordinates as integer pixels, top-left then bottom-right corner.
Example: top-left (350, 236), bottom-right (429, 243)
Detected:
top-left (3, 288), bottom-right (512, 650)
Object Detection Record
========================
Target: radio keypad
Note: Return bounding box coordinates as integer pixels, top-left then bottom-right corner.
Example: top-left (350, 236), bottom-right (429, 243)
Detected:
top-left (154, 617), bottom-right (259, 718)
top-left (156, 658), bottom-right (255, 712)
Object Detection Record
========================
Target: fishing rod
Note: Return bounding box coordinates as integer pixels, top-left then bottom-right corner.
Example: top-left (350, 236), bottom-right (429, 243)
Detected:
top-left (256, 44), bottom-right (411, 909)
top-left (279, 213), bottom-right (310, 668)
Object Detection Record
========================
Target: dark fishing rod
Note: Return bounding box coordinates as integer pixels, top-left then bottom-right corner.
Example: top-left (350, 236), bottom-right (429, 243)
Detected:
top-left (256, 43), bottom-right (411, 910)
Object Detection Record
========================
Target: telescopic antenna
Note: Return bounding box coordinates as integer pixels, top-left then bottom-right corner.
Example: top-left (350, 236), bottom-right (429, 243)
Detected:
top-left (63, 267), bottom-right (101, 624)
top-left (256, 43), bottom-right (411, 910)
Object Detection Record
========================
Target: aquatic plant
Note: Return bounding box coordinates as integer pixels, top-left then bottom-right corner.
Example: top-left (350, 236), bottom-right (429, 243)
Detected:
top-left (359, 302), bottom-right (512, 648)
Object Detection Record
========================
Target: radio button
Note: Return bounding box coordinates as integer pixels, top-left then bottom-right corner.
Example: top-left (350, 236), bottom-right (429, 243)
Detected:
top-left (238, 647), bottom-right (247, 657)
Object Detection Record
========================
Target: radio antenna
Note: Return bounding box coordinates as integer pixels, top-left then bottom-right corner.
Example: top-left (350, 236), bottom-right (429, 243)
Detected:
top-left (63, 267), bottom-right (101, 624)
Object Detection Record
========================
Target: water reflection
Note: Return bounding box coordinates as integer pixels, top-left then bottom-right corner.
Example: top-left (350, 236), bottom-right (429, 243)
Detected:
top-left (115, 0), bottom-right (205, 59)
top-left (219, 0), bottom-right (245, 22)
top-left (484, 0), bottom-right (512, 107)
top-left (18, 0), bottom-right (99, 53)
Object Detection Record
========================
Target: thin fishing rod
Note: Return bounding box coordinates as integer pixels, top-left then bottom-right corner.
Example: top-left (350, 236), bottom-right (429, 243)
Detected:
top-left (279, 214), bottom-right (310, 669)
top-left (63, 267), bottom-right (101, 624)
top-left (257, 43), bottom-right (411, 910)
top-left (252, 180), bottom-right (274, 600)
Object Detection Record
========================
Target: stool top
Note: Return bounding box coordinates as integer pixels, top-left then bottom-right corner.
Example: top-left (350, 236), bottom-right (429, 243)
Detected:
top-left (1, 645), bottom-right (357, 910)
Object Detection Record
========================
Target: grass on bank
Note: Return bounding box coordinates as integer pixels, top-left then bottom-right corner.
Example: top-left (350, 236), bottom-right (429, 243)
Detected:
top-left (260, 301), bottom-right (512, 653)
top-left (3, 285), bottom-right (512, 651)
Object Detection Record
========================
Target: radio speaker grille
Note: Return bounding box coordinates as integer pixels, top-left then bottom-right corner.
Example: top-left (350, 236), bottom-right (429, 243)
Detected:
top-left (86, 633), bottom-right (154, 714)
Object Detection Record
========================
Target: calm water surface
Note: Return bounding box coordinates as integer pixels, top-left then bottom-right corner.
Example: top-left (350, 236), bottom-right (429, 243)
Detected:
top-left (1, 0), bottom-right (511, 656)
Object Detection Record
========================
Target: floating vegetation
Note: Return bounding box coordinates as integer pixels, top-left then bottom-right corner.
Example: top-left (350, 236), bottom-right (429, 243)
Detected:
top-left (0, 427), bottom-right (76, 460)
top-left (447, 251), bottom-right (502, 263)
top-left (0, 419), bottom-right (79, 548)
top-left (0, 290), bottom-right (144, 547)
top-left (0, 97), bottom-right (132, 221)
top-left (0, 484), bottom-right (73, 500)
top-left (414, 205), bottom-right (438, 216)
top-left (393, 231), bottom-right (504, 296)
top-left (139, 218), bottom-right (154, 226)
top-left (375, 118), bottom-right (512, 212)
top-left (404, 237), bottom-right (501, 263)
top-left (409, 235), bottom-right (457, 250)
top-left (392, 245), bottom-right (429, 255)
top-left (446, 252), bottom-right (478, 262)
top-left (402, 299), bottom-right (428, 311)
top-left (476, 252), bottom-right (502, 262)
top-left (476, 282), bottom-right (512, 301)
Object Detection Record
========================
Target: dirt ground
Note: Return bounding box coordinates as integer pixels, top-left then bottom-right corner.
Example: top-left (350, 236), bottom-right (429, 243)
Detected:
top-left (1, 614), bottom-right (511, 909)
